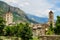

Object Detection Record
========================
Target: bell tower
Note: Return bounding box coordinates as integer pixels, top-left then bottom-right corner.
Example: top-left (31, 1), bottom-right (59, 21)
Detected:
top-left (5, 7), bottom-right (13, 25)
top-left (49, 11), bottom-right (54, 27)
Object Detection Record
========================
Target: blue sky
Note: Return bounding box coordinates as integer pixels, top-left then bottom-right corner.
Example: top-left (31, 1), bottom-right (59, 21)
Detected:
top-left (0, 0), bottom-right (60, 19)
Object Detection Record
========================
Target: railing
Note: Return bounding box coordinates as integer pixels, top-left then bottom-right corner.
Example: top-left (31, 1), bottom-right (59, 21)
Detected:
top-left (38, 35), bottom-right (60, 40)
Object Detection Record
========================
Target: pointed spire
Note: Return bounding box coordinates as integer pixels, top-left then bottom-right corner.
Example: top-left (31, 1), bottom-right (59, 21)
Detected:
top-left (8, 6), bottom-right (10, 12)
top-left (49, 10), bottom-right (53, 13)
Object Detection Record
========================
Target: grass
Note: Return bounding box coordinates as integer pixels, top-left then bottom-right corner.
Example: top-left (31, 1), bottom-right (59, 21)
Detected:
top-left (0, 36), bottom-right (39, 40)
top-left (33, 36), bottom-right (39, 40)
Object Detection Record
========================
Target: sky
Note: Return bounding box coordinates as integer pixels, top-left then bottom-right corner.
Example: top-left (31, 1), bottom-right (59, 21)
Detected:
top-left (0, 0), bottom-right (60, 19)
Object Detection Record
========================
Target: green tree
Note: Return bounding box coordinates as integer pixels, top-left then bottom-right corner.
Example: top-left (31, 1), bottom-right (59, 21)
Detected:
top-left (19, 23), bottom-right (33, 40)
top-left (16, 23), bottom-right (24, 37)
top-left (4, 26), bottom-right (17, 36)
top-left (0, 16), bottom-right (5, 35)
top-left (4, 26), bottom-right (12, 36)
top-left (46, 23), bottom-right (54, 35)
top-left (4, 26), bottom-right (10, 36)
top-left (54, 16), bottom-right (60, 35)
top-left (4, 22), bottom-right (33, 40)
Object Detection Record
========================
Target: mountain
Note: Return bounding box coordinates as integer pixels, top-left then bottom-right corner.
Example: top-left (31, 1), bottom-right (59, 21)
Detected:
top-left (0, 1), bottom-right (39, 24)
top-left (27, 14), bottom-right (48, 24)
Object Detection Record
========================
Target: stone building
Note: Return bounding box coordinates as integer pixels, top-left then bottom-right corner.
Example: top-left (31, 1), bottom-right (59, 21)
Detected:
top-left (32, 24), bottom-right (49, 36)
top-left (48, 11), bottom-right (54, 27)
top-left (32, 11), bottom-right (54, 36)
top-left (4, 7), bottom-right (13, 26)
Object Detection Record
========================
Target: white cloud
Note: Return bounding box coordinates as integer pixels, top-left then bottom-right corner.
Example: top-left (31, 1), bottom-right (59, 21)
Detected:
top-left (4, 0), bottom-right (18, 3)
top-left (19, 2), bottom-right (30, 7)
top-left (31, 9), bottom-right (50, 17)
top-left (1, 0), bottom-right (54, 18)
top-left (22, 0), bottom-right (53, 17)
top-left (24, 2), bottom-right (30, 5)
top-left (20, 4), bottom-right (24, 7)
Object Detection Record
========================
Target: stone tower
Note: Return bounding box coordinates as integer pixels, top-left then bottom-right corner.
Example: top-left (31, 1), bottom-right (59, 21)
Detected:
top-left (49, 11), bottom-right (54, 27)
top-left (5, 7), bottom-right (13, 25)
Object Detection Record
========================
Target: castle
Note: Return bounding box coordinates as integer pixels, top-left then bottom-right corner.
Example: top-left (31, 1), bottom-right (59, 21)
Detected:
top-left (4, 7), bottom-right (13, 26)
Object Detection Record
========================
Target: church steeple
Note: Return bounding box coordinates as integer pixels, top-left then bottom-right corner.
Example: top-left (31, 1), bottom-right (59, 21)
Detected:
top-left (8, 6), bottom-right (10, 13)
top-left (49, 10), bottom-right (54, 27)
top-left (49, 10), bottom-right (54, 22)
top-left (49, 11), bottom-right (53, 14)
top-left (5, 6), bottom-right (13, 26)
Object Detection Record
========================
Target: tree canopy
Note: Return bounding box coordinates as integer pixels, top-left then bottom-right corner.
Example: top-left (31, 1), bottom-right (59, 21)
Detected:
top-left (0, 16), bottom-right (5, 35)
top-left (54, 16), bottom-right (60, 35)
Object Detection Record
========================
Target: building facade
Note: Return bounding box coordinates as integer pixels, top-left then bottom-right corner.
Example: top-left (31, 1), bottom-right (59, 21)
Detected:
top-left (48, 11), bottom-right (54, 27)
top-left (32, 11), bottom-right (54, 36)
top-left (4, 7), bottom-right (13, 26)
